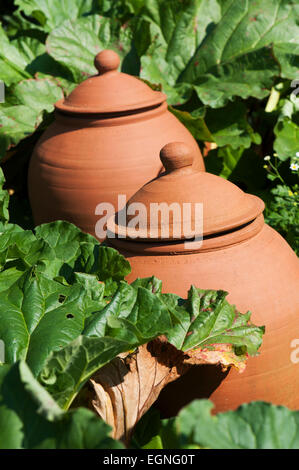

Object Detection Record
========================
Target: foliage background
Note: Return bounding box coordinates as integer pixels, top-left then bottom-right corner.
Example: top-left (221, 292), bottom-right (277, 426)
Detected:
top-left (0, 0), bottom-right (298, 252)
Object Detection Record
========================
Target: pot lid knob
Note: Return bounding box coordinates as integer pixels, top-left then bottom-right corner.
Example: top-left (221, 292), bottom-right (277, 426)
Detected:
top-left (94, 49), bottom-right (120, 74)
top-left (160, 142), bottom-right (195, 172)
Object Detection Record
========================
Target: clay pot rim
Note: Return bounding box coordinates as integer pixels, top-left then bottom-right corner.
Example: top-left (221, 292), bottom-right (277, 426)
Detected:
top-left (54, 102), bottom-right (168, 127)
top-left (107, 214), bottom-right (265, 255)
top-left (55, 93), bottom-right (166, 116)
top-left (106, 193), bottom-right (264, 241)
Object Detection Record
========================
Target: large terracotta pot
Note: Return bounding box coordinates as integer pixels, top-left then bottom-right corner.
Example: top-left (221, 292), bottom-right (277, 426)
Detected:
top-left (28, 50), bottom-right (203, 238)
top-left (107, 142), bottom-right (299, 413)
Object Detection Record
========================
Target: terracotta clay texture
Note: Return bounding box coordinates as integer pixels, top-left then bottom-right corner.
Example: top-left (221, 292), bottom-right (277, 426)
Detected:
top-left (107, 142), bottom-right (299, 413)
top-left (28, 50), bottom-right (203, 238)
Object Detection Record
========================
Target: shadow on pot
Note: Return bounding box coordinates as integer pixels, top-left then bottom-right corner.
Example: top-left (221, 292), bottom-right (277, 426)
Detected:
top-left (155, 364), bottom-right (229, 418)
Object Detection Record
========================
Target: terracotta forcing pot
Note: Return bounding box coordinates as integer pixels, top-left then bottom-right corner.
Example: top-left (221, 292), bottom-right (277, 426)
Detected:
top-left (28, 50), bottom-right (204, 238)
top-left (107, 142), bottom-right (299, 413)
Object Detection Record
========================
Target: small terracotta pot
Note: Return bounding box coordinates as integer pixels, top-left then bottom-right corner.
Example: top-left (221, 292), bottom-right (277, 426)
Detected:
top-left (28, 50), bottom-right (203, 238)
top-left (107, 142), bottom-right (299, 413)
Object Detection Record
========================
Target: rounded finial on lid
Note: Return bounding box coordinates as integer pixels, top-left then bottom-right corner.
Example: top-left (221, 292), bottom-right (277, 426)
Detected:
top-left (160, 142), bottom-right (195, 172)
top-left (94, 49), bottom-right (120, 74)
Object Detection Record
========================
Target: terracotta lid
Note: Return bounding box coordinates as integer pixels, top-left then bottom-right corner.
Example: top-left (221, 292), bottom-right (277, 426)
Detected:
top-left (107, 142), bottom-right (265, 241)
top-left (55, 49), bottom-right (166, 114)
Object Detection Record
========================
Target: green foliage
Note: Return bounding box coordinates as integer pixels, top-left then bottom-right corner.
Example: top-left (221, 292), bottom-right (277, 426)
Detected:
top-left (0, 361), bottom-right (123, 449)
top-left (133, 400), bottom-right (299, 449)
top-left (265, 184), bottom-right (299, 253)
top-left (1, 0), bottom-right (299, 162)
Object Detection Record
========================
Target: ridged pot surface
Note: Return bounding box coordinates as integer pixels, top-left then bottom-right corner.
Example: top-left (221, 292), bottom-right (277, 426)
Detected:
top-left (109, 224), bottom-right (299, 412)
top-left (28, 104), bottom-right (203, 238)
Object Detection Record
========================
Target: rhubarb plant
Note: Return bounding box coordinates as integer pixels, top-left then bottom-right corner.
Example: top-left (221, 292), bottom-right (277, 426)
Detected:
top-left (0, 168), bottom-right (264, 447)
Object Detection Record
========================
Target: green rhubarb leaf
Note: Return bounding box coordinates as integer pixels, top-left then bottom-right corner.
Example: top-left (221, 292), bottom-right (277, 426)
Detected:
top-left (131, 275), bottom-right (162, 294)
top-left (0, 78), bottom-right (63, 159)
top-left (0, 221), bottom-right (131, 288)
top-left (0, 364), bottom-right (23, 449)
top-left (274, 118), bottom-right (299, 161)
top-left (40, 284), bottom-right (173, 408)
top-left (0, 24), bottom-right (32, 85)
top-left (169, 106), bottom-right (213, 142)
top-left (47, 15), bottom-right (135, 83)
top-left (274, 43), bottom-right (299, 80)
top-left (0, 361), bottom-right (123, 449)
top-left (0, 22), bottom-right (72, 90)
top-left (75, 244), bottom-right (132, 283)
top-left (8, 78), bottom-right (64, 113)
top-left (0, 269), bottom-right (103, 376)
top-left (2, 10), bottom-right (45, 39)
top-left (136, 0), bottom-right (220, 105)
top-left (217, 146), bottom-right (245, 179)
top-left (137, 0), bottom-right (299, 108)
top-left (34, 221), bottom-right (98, 281)
top-left (205, 102), bottom-right (261, 149)
top-left (278, 95), bottom-right (299, 121)
top-left (173, 399), bottom-right (299, 449)
top-left (41, 279), bottom-right (264, 410)
top-left (165, 286), bottom-right (264, 357)
top-left (0, 105), bottom-right (39, 158)
top-left (15, 0), bottom-right (96, 32)
top-left (83, 281), bottom-right (137, 337)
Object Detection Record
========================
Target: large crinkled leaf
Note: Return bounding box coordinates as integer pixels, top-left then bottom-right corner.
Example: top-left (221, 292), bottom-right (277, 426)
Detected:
top-left (136, 0), bottom-right (220, 105)
top-left (165, 286), bottom-right (264, 356)
top-left (278, 95), bottom-right (299, 121)
top-left (83, 282), bottom-right (137, 337)
top-left (47, 15), bottom-right (136, 83)
top-left (134, 399), bottom-right (299, 449)
top-left (84, 283), bottom-right (264, 444)
top-left (0, 364), bottom-right (23, 449)
top-left (8, 78), bottom-right (64, 114)
top-left (0, 105), bottom-right (39, 158)
top-left (0, 78), bottom-right (63, 159)
top-left (181, 0), bottom-right (299, 106)
top-left (0, 269), bottom-right (104, 376)
top-left (0, 220), bottom-right (130, 287)
top-left (205, 102), bottom-right (261, 149)
top-left (41, 280), bottom-right (263, 428)
top-left (274, 118), bottom-right (299, 161)
top-left (169, 106), bottom-right (213, 142)
top-left (0, 22), bottom-right (73, 89)
top-left (137, 0), bottom-right (299, 107)
top-left (0, 225), bottom-right (37, 269)
top-left (34, 221), bottom-right (99, 280)
top-left (1, 9), bottom-right (45, 39)
top-left (75, 244), bottom-right (132, 283)
top-left (172, 399), bottom-right (299, 449)
top-left (15, 0), bottom-right (96, 32)
top-left (35, 222), bottom-right (131, 283)
top-left (0, 361), bottom-right (123, 449)
top-left (274, 43), bottom-right (299, 80)
top-left (170, 100), bottom-right (261, 149)
top-left (40, 284), bottom-right (174, 408)
top-left (0, 24), bottom-right (32, 85)
top-left (216, 146), bottom-right (245, 179)
top-left (10, 36), bottom-right (46, 69)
